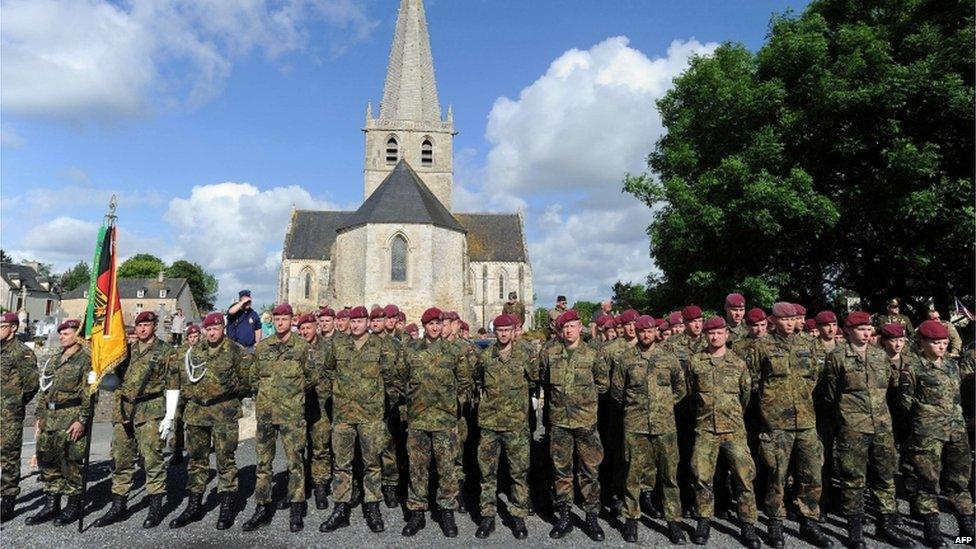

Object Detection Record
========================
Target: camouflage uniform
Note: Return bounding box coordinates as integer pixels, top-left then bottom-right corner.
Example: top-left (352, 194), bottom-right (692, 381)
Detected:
top-left (664, 332), bottom-right (707, 512)
top-left (822, 342), bottom-right (899, 516)
top-left (448, 337), bottom-right (477, 497)
top-left (727, 322), bottom-right (748, 347)
top-left (686, 350), bottom-right (758, 523)
top-left (502, 301), bottom-right (526, 327)
top-left (111, 337), bottom-right (177, 497)
top-left (250, 334), bottom-right (312, 504)
top-left (875, 313), bottom-right (914, 337)
top-left (474, 341), bottom-right (538, 518)
top-left (609, 344), bottom-right (685, 521)
top-left (36, 346), bottom-right (91, 495)
top-left (599, 337), bottom-right (631, 504)
top-left (898, 354), bottom-right (974, 516)
top-left (179, 338), bottom-right (249, 495)
top-left (306, 335), bottom-right (334, 490)
top-left (375, 335), bottom-right (405, 494)
top-left (1, 338), bottom-right (38, 497)
top-left (323, 334), bottom-right (400, 504)
top-left (403, 338), bottom-right (471, 511)
top-left (750, 333), bottom-right (824, 520)
top-left (539, 340), bottom-right (609, 513)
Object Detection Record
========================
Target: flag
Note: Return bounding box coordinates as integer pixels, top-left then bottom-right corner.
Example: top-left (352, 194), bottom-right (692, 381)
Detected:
top-left (84, 220), bottom-right (127, 392)
top-left (955, 297), bottom-right (975, 322)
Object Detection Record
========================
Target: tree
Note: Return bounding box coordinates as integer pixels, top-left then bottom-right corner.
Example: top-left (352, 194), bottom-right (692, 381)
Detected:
top-left (624, 0), bottom-right (974, 318)
top-left (571, 300), bottom-right (599, 327)
top-left (166, 260), bottom-right (218, 312)
top-left (59, 261), bottom-right (91, 293)
top-left (118, 254), bottom-right (166, 279)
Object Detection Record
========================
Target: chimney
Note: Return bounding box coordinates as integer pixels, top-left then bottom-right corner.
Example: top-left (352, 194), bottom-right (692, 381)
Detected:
top-left (157, 270), bottom-right (165, 283)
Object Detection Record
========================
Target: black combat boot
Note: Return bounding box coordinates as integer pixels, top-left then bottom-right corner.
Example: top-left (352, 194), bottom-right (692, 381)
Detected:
top-left (169, 493), bottom-right (202, 528)
top-left (741, 523), bottom-right (762, 549)
top-left (313, 482), bottom-right (330, 510)
top-left (142, 493), bottom-right (165, 528)
top-left (215, 492), bottom-right (236, 530)
top-left (241, 503), bottom-right (271, 532)
top-left (640, 491), bottom-right (662, 518)
top-left (401, 510), bottom-right (426, 536)
top-left (958, 514), bottom-right (975, 540)
top-left (319, 502), bottom-right (350, 532)
top-left (363, 501), bottom-right (384, 533)
top-left (289, 501), bottom-right (305, 532)
top-left (549, 504), bottom-right (573, 539)
top-left (585, 512), bottom-right (604, 541)
top-left (878, 513), bottom-right (916, 548)
top-left (801, 517), bottom-right (835, 548)
top-left (0, 495), bottom-right (15, 523)
top-left (846, 515), bottom-right (867, 549)
top-left (691, 518), bottom-right (711, 545)
top-left (622, 518), bottom-right (638, 542)
top-left (52, 495), bottom-right (81, 526)
top-left (767, 518), bottom-right (785, 548)
top-left (439, 508), bottom-right (458, 537)
top-left (511, 516), bottom-right (528, 539)
top-left (456, 487), bottom-right (467, 514)
top-left (476, 516), bottom-right (495, 538)
top-left (382, 484), bottom-right (398, 509)
top-left (93, 494), bottom-right (127, 527)
top-left (668, 521), bottom-right (689, 544)
top-left (26, 493), bottom-right (61, 525)
top-left (275, 498), bottom-right (290, 510)
top-left (923, 513), bottom-right (947, 548)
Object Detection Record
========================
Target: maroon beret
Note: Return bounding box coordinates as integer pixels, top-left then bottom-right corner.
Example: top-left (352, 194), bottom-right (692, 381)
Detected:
top-left (449, 311), bottom-right (460, 321)
top-left (725, 293), bottom-right (746, 307)
top-left (57, 319), bottom-right (81, 332)
top-left (421, 307), bottom-right (442, 325)
top-left (917, 319), bottom-right (949, 340)
top-left (134, 310), bottom-right (158, 324)
top-left (618, 309), bottom-right (639, 324)
top-left (318, 307), bottom-right (335, 318)
top-left (668, 311), bottom-right (683, 325)
top-left (296, 314), bottom-right (316, 327)
top-left (879, 323), bottom-right (905, 339)
top-left (603, 317), bottom-right (617, 329)
top-left (804, 319), bottom-right (818, 332)
top-left (655, 318), bottom-right (667, 329)
top-left (793, 303), bottom-right (807, 317)
top-left (202, 312), bottom-right (224, 328)
top-left (185, 323), bottom-right (200, 335)
top-left (660, 320), bottom-right (671, 331)
top-left (555, 309), bottom-right (581, 330)
top-left (494, 314), bottom-right (515, 328)
top-left (335, 308), bottom-right (350, 319)
top-left (404, 323), bottom-right (418, 334)
top-left (634, 315), bottom-right (656, 331)
top-left (383, 304), bottom-right (399, 318)
top-left (844, 311), bottom-right (871, 327)
top-left (0, 312), bottom-right (18, 325)
top-left (595, 315), bottom-right (609, 328)
top-left (745, 308), bottom-right (767, 326)
top-left (272, 303), bottom-right (293, 316)
top-left (814, 311), bottom-right (837, 325)
top-left (397, 311), bottom-right (406, 322)
top-left (702, 316), bottom-right (727, 331)
top-left (348, 306), bottom-right (368, 319)
top-left (459, 321), bottom-right (469, 331)
top-left (369, 306), bottom-right (386, 319)
top-left (681, 305), bottom-right (703, 321)
top-left (771, 302), bottom-right (796, 318)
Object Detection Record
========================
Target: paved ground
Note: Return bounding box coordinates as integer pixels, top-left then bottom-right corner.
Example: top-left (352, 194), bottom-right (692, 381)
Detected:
top-left (0, 423), bottom-right (967, 548)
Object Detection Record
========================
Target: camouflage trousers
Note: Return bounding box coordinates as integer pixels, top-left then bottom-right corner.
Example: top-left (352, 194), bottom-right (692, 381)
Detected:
top-left (37, 427), bottom-right (87, 495)
top-left (834, 428), bottom-right (897, 515)
top-left (111, 419), bottom-right (166, 496)
top-left (185, 422), bottom-right (239, 495)
top-left (332, 421), bottom-right (386, 504)
top-left (455, 414), bottom-right (468, 489)
top-left (381, 409), bottom-right (403, 488)
top-left (0, 413), bottom-right (24, 496)
top-left (907, 430), bottom-right (974, 516)
top-left (307, 399), bottom-right (332, 486)
top-left (759, 427), bottom-right (823, 520)
top-left (478, 428), bottom-right (530, 518)
top-left (407, 428), bottom-right (458, 511)
top-left (624, 431), bottom-right (681, 521)
top-left (551, 425), bottom-right (603, 513)
top-left (691, 430), bottom-right (758, 523)
top-left (255, 418), bottom-right (306, 504)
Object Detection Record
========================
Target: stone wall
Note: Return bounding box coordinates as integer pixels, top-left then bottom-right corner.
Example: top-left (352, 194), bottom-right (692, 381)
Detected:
top-left (469, 260), bottom-right (535, 329)
top-left (363, 117), bottom-right (454, 209)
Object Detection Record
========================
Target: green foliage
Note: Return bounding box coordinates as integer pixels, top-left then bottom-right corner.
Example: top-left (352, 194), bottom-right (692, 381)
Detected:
top-left (118, 254), bottom-right (166, 279)
top-left (533, 308), bottom-right (550, 331)
top-left (570, 300), bottom-right (599, 326)
top-left (625, 0), bottom-right (975, 317)
top-left (166, 260), bottom-right (218, 312)
top-left (59, 261), bottom-right (91, 293)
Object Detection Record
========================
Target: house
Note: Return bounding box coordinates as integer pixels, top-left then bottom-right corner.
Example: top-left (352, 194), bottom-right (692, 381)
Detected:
top-left (0, 261), bottom-right (59, 330)
top-left (60, 272), bottom-right (200, 328)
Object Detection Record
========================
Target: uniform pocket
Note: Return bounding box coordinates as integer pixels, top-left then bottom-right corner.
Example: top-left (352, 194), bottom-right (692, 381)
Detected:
top-left (843, 369), bottom-right (867, 391)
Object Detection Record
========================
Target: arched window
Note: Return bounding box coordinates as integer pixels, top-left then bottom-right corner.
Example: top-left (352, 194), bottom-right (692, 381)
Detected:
top-left (421, 138), bottom-right (433, 166)
top-left (498, 272), bottom-right (505, 300)
top-left (303, 270), bottom-right (313, 299)
top-left (385, 136), bottom-right (399, 165)
top-left (391, 235), bottom-right (407, 282)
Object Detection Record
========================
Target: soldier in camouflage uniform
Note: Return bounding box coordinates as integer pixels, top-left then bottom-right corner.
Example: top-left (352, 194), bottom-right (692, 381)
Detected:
top-left (610, 315), bottom-right (687, 544)
top-left (0, 312), bottom-right (38, 522)
top-left (95, 310), bottom-right (179, 529)
top-left (26, 319), bottom-right (89, 527)
top-left (724, 293), bottom-right (748, 346)
top-left (876, 298), bottom-right (915, 336)
top-left (822, 311), bottom-right (914, 549)
top-left (599, 308), bottom-right (637, 516)
top-left (733, 307), bottom-right (770, 508)
top-left (335, 308), bottom-right (351, 335)
top-left (539, 309), bottom-right (608, 541)
top-left (472, 314), bottom-right (538, 539)
top-left (749, 302), bottom-right (832, 548)
top-left (811, 310), bottom-right (839, 519)
top-left (319, 306), bottom-right (401, 534)
top-left (400, 308), bottom-right (471, 538)
top-left (169, 323), bottom-right (201, 467)
top-left (879, 323), bottom-right (917, 509)
top-left (242, 303), bottom-right (313, 533)
top-left (169, 312), bottom-right (249, 530)
top-left (305, 308), bottom-right (336, 510)
top-left (444, 310), bottom-right (477, 514)
top-left (923, 309), bottom-right (963, 358)
top-left (502, 291), bottom-right (527, 327)
top-left (665, 305), bottom-right (706, 516)
top-left (899, 320), bottom-right (975, 547)
top-left (686, 317), bottom-right (761, 549)
top-left (370, 305), bottom-right (406, 509)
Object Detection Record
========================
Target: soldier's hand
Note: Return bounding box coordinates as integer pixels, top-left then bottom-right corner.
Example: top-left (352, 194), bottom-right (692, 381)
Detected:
top-left (66, 421), bottom-right (85, 442)
top-left (158, 418), bottom-right (174, 440)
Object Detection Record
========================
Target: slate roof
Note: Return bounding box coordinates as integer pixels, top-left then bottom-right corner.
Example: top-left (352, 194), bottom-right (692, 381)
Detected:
top-left (0, 262), bottom-right (57, 296)
top-left (283, 210), bottom-right (353, 260)
top-left (62, 277), bottom-right (189, 300)
top-left (454, 213), bottom-right (528, 262)
top-left (337, 161), bottom-right (465, 233)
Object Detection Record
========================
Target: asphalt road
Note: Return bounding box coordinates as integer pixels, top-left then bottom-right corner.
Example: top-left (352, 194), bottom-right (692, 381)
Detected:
top-left (0, 423), bottom-right (968, 549)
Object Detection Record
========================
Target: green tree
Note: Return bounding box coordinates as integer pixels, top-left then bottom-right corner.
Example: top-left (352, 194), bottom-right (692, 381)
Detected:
top-left (570, 300), bottom-right (599, 327)
top-left (59, 261), bottom-right (91, 293)
top-left (166, 260), bottom-right (218, 312)
top-left (624, 0), bottom-right (974, 317)
top-left (118, 254), bottom-right (166, 279)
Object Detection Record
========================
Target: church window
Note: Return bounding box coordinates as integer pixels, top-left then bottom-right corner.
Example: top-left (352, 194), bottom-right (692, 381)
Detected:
top-left (421, 138), bottom-right (433, 166)
top-left (391, 235), bottom-right (408, 282)
top-left (498, 272), bottom-right (505, 300)
top-left (303, 271), bottom-right (312, 299)
top-left (386, 137), bottom-right (399, 165)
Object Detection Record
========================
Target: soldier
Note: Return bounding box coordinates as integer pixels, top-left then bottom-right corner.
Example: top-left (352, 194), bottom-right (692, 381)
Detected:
top-left (610, 315), bottom-right (687, 544)
top-left (876, 298), bottom-right (915, 335)
top-left (170, 323), bottom-right (200, 467)
top-left (335, 308), bottom-right (351, 334)
top-left (472, 314), bottom-right (538, 539)
top-left (924, 308), bottom-right (963, 358)
top-left (25, 319), bottom-right (89, 526)
top-left (502, 291), bottom-right (527, 327)
top-left (404, 323), bottom-right (419, 340)
top-left (899, 320), bottom-right (974, 547)
top-left (370, 305), bottom-right (406, 508)
top-left (732, 307), bottom-right (769, 511)
top-left (400, 308), bottom-right (471, 538)
top-left (666, 305), bottom-right (706, 516)
top-left (319, 306), bottom-right (401, 533)
top-left (316, 306), bottom-right (337, 340)
top-left (659, 320), bottom-right (672, 341)
top-left (547, 295), bottom-right (568, 339)
top-left (750, 302), bottom-right (832, 547)
top-left (169, 312), bottom-right (249, 530)
top-left (0, 312), bottom-right (38, 522)
top-left (724, 293), bottom-right (748, 345)
top-left (242, 303), bottom-right (313, 533)
top-left (599, 308), bottom-right (638, 516)
top-left (668, 311), bottom-right (685, 337)
top-left (812, 310), bottom-right (839, 518)
top-left (793, 303), bottom-right (813, 341)
top-left (539, 309), bottom-right (608, 541)
top-left (685, 317), bottom-right (762, 549)
top-left (879, 324), bottom-right (915, 499)
top-left (822, 311), bottom-right (915, 549)
top-left (297, 313), bottom-right (333, 511)
top-left (383, 304), bottom-right (402, 340)
top-left (94, 310), bottom-right (179, 529)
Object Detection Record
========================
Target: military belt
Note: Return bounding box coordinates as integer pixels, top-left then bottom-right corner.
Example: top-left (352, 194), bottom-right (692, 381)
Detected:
top-left (190, 393), bottom-right (239, 407)
top-left (47, 398), bottom-right (82, 411)
top-left (120, 391), bottom-right (163, 404)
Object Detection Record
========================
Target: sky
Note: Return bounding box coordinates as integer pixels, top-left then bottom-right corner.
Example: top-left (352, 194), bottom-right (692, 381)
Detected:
top-left (0, 0), bottom-right (810, 312)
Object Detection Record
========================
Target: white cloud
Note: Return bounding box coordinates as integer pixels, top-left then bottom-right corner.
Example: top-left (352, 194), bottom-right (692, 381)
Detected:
top-left (0, 0), bottom-right (378, 122)
top-left (9, 216), bottom-right (168, 270)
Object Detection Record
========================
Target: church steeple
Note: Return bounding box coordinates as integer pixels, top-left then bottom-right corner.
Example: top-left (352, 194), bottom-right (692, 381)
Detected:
top-left (380, 0), bottom-right (441, 123)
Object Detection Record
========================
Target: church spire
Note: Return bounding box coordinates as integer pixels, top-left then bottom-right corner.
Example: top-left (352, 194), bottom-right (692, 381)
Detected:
top-left (379, 0), bottom-right (441, 122)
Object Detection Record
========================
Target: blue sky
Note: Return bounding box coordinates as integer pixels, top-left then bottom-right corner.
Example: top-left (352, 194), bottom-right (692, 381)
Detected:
top-left (1, 0), bottom-right (809, 313)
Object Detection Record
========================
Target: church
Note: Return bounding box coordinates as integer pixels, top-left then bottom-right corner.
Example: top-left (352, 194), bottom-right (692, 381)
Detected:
top-left (277, 0), bottom-right (534, 329)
